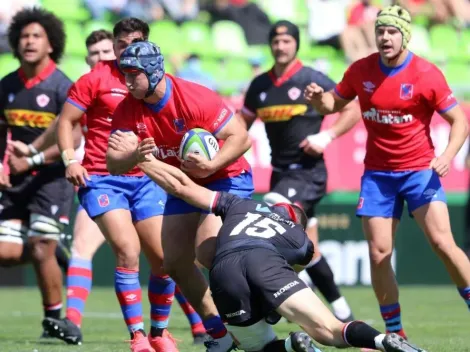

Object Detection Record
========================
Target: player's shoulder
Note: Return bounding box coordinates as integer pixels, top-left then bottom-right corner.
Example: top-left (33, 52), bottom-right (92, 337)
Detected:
top-left (350, 52), bottom-right (380, 73)
top-left (51, 67), bottom-right (73, 84)
top-left (249, 70), bottom-right (271, 89)
top-left (0, 69), bottom-right (20, 87)
top-left (91, 60), bottom-right (116, 72)
top-left (170, 74), bottom-right (216, 95)
top-left (411, 53), bottom-right (442, 75)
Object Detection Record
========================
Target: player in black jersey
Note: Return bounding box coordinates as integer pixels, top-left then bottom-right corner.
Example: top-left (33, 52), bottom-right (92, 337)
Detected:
top-left (128, 136), bottom-right (427, 352)
top-left (0, 7), bottom-right (81, 336)
top-left (238, 20), bottom-right (361, 323)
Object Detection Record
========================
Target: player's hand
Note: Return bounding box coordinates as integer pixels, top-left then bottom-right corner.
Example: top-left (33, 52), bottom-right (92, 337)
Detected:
top-left (8, 154), bottom-right (30, 175)
top-left (108, 130), bottom-right (138, 153)
top-left (66, 163), bottom-right (90, 187)
top-left (0, 169), bottom-right (11, 189)
top-left (429, 155), bottom-right (451, 177)
top-left (299, 131), bottom-right (334, 156)
top-left (303, 83), bottom-right (324, 104)
top-left (7, 140), bottom-right (30, 157)
top-left (136, 138), bottom-right (156, 163)
top-left (181, 153), bottom-right (216, 179)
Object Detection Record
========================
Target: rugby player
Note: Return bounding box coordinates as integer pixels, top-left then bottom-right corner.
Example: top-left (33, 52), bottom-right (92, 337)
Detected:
top-left (0, 7), bottom-right (81, 337)
top-left (117, 135), bottom-right (427, 352)
top-left (304, 4), bottom-right (470, 340)
top-left (108, 40), bottom-right (253, 352)
top-left (41, 19), bottom-right (182, 351)
top-left (238, 20), bottom-right (359, 322)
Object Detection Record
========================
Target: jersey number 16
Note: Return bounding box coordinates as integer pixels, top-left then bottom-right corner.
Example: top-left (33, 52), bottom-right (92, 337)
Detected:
top-left (229, 212), bottom-right (286, 239)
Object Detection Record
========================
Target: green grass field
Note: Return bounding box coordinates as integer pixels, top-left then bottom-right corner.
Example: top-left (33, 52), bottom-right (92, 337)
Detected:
top-left (0, 286), bottom-right (468, 352)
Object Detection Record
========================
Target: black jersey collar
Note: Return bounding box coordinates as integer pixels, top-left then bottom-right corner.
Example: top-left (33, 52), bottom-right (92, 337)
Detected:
top-left (268, 59), bottom-right (303, 87)
top-left (18, 59), bottom-right (56, 89)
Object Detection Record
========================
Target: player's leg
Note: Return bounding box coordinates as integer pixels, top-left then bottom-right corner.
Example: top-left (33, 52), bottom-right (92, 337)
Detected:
top-left (277, 289), bottom-right (425, 352)
top-left (65, 207), bottom-right (105, 327)
top-left (27, 174), bottom-right (75, 327)
top-left (71, 175), bottom-right (151, 350)
top-left (174, 285), bottom-right (206, 344)
top-left (265, 169), bottom-right (353, 322)
top-left (0, 220), bottom-right (29, 266)
top-left (406, 170), bottom-right (470, 312)
top-left (162, 209), bottom-right (232, 351)
top-left (357, 171), bottom-right (406, 338)
top-left (0, 190), bottom-right (30, 266)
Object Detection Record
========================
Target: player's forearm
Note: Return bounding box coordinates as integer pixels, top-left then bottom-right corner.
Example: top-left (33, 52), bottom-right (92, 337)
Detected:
top-left (211, 133), bottom-right (252, 172)
top-left (311, 92), bottom-right (338, 115)
top-left (443, 114), bottom-right (469, 160)
top-left (42, 145), bottom-right (61, 164)
top-left (139, 157), bottom-right (211, 210)
top-left (106, 149), bottom-right (138, 175)
top-left (57, 114), bottom-right (77, 163)
top-left (31, 119), bottom-right (58, 153)
top-left (329, 101), bottom-right (361, 138)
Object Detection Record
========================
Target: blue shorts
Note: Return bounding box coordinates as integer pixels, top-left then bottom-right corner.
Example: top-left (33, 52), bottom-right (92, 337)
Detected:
top-left (164, 171), bottom-right (254, 215)
top-left (356, 169), bottom-right (446, 219)
top-left (78, 175), bottom-right (167, 222)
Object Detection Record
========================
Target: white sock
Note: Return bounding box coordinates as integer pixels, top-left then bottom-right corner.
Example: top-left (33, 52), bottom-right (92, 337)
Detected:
top-left (374, 334), bottom-right (386, 351)
top-left (284, 335), bottom-right (295, 352)
top-left (331, 296), bottom-right (352, 321)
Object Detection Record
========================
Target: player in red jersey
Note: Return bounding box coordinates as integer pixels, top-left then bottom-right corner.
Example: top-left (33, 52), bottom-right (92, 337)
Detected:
top-left (304, 5), bottom-right (470, 341)
top-left (17, 19), bottom-right (182, 352)
top-left (107, 40), bottom-right (253, 352)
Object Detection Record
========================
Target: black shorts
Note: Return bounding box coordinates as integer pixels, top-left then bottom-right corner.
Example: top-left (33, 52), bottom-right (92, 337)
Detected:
top-left (270, 167), bottom-right (327, 217)
top-left (209, 248), bottom-right (307, 327)
top-left (0, 170), bottom-right (74, 223)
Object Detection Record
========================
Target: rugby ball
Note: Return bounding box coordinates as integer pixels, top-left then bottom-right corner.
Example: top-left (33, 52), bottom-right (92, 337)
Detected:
top-left (178, 128), bottom-right (219, 161)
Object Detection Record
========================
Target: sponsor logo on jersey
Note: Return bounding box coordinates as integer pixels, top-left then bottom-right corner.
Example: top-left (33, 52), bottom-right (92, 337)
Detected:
top-left (212, 108), bottom-right (229, 130)
top-left (136, 122), bottom-right (147, 134)
top-left (111, 88), bottom-right (127, 97)
top-left (363, 81), bottom-right (375, 93)
top-left (400, 83), bottom-right (413, 100)
top-left (273, 280), bottom-right (300, 298)
top-left (256, 104), bottom-right (307, 122)
top-left (36, 94), bottom-right (50, 108)
top-left (287, 87), bottom-right (301, 100)
top-left (153, 145), bottom-right (179, 160)
top-left (4, 109), bottom-right (55, 128)
top-left (362, 108), bottom-right (413, 124)
top-left (259, 92), bottom-right (267, 101)
top-left (7, 94), bottom-right (15, 103)
top-left (173, 118), bottom-right (187, 133)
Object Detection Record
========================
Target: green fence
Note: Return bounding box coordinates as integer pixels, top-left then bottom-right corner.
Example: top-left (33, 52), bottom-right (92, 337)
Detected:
top-left (0, 192), bottom-right (468, 287)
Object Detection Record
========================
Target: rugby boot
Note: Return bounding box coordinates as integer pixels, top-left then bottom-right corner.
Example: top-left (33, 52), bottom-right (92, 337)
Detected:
top-left (42, 317), bottom-right (83, 345)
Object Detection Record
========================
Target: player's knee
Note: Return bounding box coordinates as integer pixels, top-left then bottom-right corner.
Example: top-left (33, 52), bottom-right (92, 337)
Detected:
top-left (163, 254), bottom-right (192, 279)
top-left (429, 233), bottom-right (456, 258)
top-left (368, 243), bottom-right (393, 265)
top-left (27, 214), bottom-right (62, 262)
top-left (195, 241), bottom-right (216, 269)
top-left (114, 247), bottom-right (140, 269)
top-left (228, 320), bottom-right (276, 351)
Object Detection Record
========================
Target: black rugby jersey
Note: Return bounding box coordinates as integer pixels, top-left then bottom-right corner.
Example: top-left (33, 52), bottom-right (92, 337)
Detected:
top-left (0, 60), bottom-right (72, 169)
top-left (211, 191), bottom-right (313, 266)
top-left (242, 60), bottom-right (335, 169)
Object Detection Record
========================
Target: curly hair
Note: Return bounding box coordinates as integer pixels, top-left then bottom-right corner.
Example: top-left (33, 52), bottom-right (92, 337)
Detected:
top-left (8, 7), bottom-right (66, 63)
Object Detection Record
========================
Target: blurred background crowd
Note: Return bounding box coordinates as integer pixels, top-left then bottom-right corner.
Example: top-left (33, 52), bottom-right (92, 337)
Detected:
top-left (1, 0), bottom-right (470, 112)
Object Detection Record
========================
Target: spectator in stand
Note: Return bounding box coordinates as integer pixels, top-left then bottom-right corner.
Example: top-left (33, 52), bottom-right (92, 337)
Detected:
top-left (307, 0), bottom-right (376, 62)
top-left (175, 54), bottom-right (217, 91)
top-left (395, 0), bottom-right (470, 26)
top-left (0, 0), bottom-right (39, 53)
top-left (204, 0), bottom-right (272, 45)
top-left (348, 0), bottom-right (380, 56)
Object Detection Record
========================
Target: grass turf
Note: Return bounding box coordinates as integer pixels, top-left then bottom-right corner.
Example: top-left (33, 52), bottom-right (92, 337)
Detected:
top-left (0, 286), bottom-right (467, 351)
